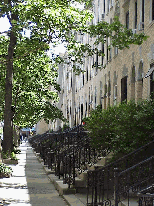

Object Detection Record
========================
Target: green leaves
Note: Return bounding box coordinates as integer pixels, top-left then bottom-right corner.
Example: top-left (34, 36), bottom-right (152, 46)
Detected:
top-left (0, 0), bottom-right (149, 130)
top-left (0, 34), bottom-right (63, 127)
top-left (84, 99), bottom-right (154, 158)
top-left (65, 16), bottom-right (148, 71)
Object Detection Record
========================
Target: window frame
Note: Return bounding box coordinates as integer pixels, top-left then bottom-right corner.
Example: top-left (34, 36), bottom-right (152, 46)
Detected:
top-left (126, 11), bottom-right (129, 29)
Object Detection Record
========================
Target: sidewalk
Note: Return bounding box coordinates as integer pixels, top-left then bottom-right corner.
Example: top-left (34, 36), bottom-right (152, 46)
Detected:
top-left (0, 142), bottom-right (68, 206)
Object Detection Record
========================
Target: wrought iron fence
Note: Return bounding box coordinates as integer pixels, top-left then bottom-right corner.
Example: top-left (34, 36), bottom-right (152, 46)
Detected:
top-left (116, 156), bottom-right (154, 206)
top-left (28, 125), bottom-right (107, 188)
top-left (138, 184), bottom-right (154, 206)
top-left (87, 138), bottom-right (154, 206)
top-left (54, 129), bottom-right (106, 188)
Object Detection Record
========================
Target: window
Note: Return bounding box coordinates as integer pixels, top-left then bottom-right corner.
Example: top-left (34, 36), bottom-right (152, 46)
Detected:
top-left (108, 71), bottom-right (111, 96)
top-left (97, 16), bottom-right (99, 23)
top-left (90, 67), bottom-right (91, 80)
top-left (86, 68), bottom-right (88, 82)
top-left (83, 74), bottom-right (84, 86)
top-left (95, 86), bottom-right (97, 108)
top-left (107, 39), bottom-right (109, 63)
top-left (115, 0), bottom-right (120, 16)
top-left (115, 46), bottom-right (118, 55)
top-left (121, 76), bottom-right (127, 102)
top-left (91, 93), bottom-right (93, 103)
top-left (71, 77), bottom-right (72, 88)
top-left (104, 0), bottom-right (105, 13)
top-left (108, 80), bottom-right (111, 96)
top-left (136, 61), bottom-right (143, 100)
top-left (91, 85), bottom-right (93, 103)
top-left (132, 66), bottom-right (135, 83)
top-left (131, 66), bottom-right (135, 100)
top-left (114, 85), bottom-right (117, 100)
top-left (150, 64), bottom-right (154, 99)
top-left (126, 11), bottom-right (129, 29)
top-left (138, 60), bottom-right (143, 81)
top-left (104, 84), bottom-right (107, 97)
top-left (111, 0), bottom-right (113, 7)
top-left (142, 0), bottom-right (144, 24)
top-left (108, 0), bottom-right (110, 12)
top-left (102, 43), bottom-right (104, 66)
top-left (113, 72), bottom-right (117, 105)
top-left (139, 0), bottom-right (144, 30)
top-left (96, 51), bottom-right (98, 74)
top-left (100, 81), bottom-right (103, 105)
top-left (109, 46), bottom-right (112, 61)
top-left (93, 54), bottom-right (94, 68)
top-left (67, 106), bottom-right (69, 119)
top-left (81, 104), bottom-right (83, 119)
top-left (74, 109), bottom-right (76, 125)
top-left (135, 1), bottom-right (137, 29)
top-left (152, 0), bottom-right (154, 21)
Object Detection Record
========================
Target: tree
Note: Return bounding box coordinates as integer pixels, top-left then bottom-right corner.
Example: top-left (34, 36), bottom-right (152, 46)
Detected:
top-left (0, 0), bottom-right (148, 153)
top-left (12, 38), bottom-right (64, 126)
top-left (0, 0), bottom-right (94, 153)
top-left (0, 36), bottom-right (65, 132)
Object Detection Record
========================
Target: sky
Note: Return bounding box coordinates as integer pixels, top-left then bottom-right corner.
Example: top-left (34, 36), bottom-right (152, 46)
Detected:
top-left (0, 1), bottom-right (84, 54)
top-left (0, 15), bottom-right (66, 55)
top-left (0, 16), bottom-right (10, 33)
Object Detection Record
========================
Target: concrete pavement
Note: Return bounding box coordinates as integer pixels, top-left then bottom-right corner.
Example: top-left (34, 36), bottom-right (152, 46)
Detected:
top-left (0, 142), bottom-right (68, 206)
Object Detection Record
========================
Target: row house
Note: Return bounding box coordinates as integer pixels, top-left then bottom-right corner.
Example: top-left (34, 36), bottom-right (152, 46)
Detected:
top-left (38, 0), bottom-right (154, 132)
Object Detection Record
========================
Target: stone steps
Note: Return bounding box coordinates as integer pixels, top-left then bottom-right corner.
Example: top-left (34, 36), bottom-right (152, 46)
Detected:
top-left (35, 147), bottom-right (113, 194)
top-left (120, 197), bottom-right (138, 206)
top-left (33, 147), bottom-right (152, 206)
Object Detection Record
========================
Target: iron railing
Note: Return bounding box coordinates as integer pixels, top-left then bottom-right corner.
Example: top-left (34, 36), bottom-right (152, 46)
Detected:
top-left (138, 184), bottom-right (154, 206)
top-left (28, 125), bottom-right (107, 188)
top-left (115, 156), bottom-right (154, 206)
top-left (87, 138), bottom-right (154, 206)
top-left (87, 156), bottom-right (154, 206)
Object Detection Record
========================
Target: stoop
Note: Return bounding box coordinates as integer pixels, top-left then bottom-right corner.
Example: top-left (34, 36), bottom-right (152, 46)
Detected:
top-left (47, 173), bottom-right (76, 195)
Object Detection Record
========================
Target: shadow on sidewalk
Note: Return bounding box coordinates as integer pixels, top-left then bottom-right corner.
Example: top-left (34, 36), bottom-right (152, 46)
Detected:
top-left (25, 144), bottom-right (68, 206)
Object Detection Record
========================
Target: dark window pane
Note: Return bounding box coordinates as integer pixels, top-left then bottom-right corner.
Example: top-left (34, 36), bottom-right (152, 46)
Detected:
top-left (126, 11), bottom-right (129, 29)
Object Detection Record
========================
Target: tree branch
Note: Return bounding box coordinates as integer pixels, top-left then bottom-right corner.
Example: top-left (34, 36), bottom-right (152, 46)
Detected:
top-left (0, 31), bottom-right (10, 35)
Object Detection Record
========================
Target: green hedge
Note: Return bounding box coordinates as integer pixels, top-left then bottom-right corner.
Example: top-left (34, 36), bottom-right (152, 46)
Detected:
top-left (83, 99), bottom-right (154, 158)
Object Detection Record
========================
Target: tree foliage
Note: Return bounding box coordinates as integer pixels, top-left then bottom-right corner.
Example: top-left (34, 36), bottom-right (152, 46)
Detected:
top-left (0, 0), bottom-right (148, 152)
top-left (83, 99), bottom-right (154, 158)
top-left (0, 36), bottom-right (64, 127)
top-left (65, 16), bottom-right (148, 70)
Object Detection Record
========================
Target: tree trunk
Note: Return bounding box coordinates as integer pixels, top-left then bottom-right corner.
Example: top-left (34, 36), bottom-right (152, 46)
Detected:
top-left (3, 10), bottom-right (17, 154)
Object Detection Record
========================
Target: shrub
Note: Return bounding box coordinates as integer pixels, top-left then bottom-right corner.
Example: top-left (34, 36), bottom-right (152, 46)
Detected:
top-left (2, 150), bottom-right (18, 160)
top-left (10, 152), bottom-right (18, 160)
top-left (84, 99), bottom-right (154, 158)
top-left (0, 163), bottom-right (13, 178)
top-left (2, 151), bottom-right (9, 159)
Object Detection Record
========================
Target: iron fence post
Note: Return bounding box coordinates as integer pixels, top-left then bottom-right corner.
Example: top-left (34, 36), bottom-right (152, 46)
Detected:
top-left (114, 168), bottom-right (119, 206)
top-left (94, 166), bottom-right (98, 204)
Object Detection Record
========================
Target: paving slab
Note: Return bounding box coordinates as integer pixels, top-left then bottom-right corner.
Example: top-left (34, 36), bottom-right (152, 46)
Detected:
top-left (63, 194), bottom-right (85, 206)
top-left (0, 142), bottom-right (68, 206)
